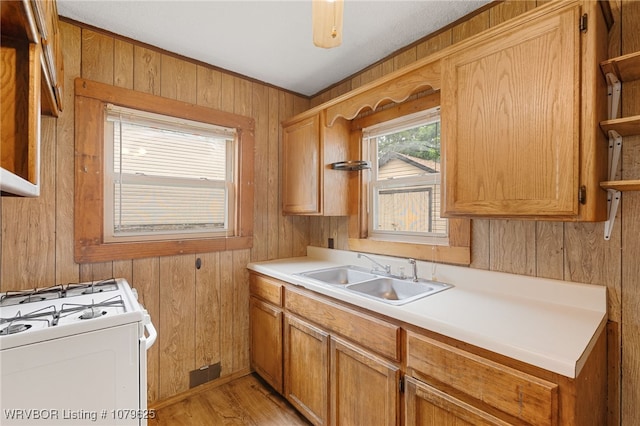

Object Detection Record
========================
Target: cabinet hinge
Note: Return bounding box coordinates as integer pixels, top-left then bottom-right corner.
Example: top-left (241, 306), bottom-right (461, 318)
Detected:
top-left (580, 14), bottom-right (588, 32)
top-left (399, 377), bottom-right (405, 393)
top-left (578, 186), bottom-right (587, 205)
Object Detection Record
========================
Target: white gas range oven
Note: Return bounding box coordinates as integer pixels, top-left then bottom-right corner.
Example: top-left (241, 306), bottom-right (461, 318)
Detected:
top-left (0, 278), bottom-right (157, 425)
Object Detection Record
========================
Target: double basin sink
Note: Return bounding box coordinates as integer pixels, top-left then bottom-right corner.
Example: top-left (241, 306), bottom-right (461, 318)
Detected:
top-left (296, 265), bottom-right (451, 306)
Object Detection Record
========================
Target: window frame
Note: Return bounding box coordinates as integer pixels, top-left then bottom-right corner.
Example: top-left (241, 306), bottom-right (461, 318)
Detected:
top-left (348, 92), bottom-right (471, 266)
top-left (102, 105), bottom-right (237, 242)
top-left (74, 78), bottom-right (254, 263)
top-left (365, 107), bottom-right (447, 243)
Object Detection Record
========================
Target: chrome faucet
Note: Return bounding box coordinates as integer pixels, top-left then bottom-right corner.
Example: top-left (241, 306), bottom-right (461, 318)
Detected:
top-left (357, 253), bottom-right (391, 275)
top-left (408, 258), bottom-right (418, 282)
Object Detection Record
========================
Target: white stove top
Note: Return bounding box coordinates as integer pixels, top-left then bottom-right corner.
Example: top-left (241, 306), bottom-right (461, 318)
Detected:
top-left (0, 278), bottom-right (145, 350)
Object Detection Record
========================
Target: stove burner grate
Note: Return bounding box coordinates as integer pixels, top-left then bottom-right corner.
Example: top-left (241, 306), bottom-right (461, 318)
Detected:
top-left (0, 306), bottom-right (57, 334)
top-left (66, 278), bottom-right (118, 296)
top-left (59, 295), bottom-right (125, 322)
top-left (0, 279), bottom-right (119, 307)
top-left (0, 286), bottom-right (64, 307)
top-left (0, 323), bottom-right (32, 335)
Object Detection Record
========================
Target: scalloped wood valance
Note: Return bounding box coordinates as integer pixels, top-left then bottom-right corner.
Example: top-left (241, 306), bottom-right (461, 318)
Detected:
top-left (283, 57), bottom-right (442, 129)
top-left (325, 59), bottom-right (441, 127)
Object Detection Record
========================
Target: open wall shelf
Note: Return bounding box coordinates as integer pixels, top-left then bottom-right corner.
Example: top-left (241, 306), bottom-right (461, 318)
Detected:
top-left (600, 180), bottom-right (640, 192)
top-left (599, 50), bottom-right (640, 239)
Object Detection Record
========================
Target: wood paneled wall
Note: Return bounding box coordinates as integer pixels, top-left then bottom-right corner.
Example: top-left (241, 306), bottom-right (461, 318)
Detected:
top-left (0, 22), bottom-right (311, 402)
top-left (309, 1), bottom-right (639, 424)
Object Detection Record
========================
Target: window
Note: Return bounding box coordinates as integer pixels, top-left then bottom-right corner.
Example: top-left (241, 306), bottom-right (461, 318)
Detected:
top-left (104, 105), bottom-right (236, 242)
top-left (74, 78), bottom-right (254, 263)
top-left (348, 93), bottom-right (470, 265)
top-left (365, 108), bottom-right (447, 244)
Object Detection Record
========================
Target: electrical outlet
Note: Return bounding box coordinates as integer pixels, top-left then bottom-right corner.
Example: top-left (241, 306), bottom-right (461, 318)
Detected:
top-left (328, 238), bottom-right (334, 249)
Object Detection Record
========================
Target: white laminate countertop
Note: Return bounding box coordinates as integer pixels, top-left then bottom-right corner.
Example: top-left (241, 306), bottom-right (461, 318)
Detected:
top-left (247, 247), bottom-right (607, 379)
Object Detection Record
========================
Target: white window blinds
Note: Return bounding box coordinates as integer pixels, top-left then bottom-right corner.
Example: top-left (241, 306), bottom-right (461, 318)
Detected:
top-left (104, 104), bottom-right (237, 241)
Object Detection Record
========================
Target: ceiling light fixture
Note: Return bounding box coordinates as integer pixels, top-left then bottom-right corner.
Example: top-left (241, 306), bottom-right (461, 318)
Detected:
top-left (312, 0), bottom-right (344, 49)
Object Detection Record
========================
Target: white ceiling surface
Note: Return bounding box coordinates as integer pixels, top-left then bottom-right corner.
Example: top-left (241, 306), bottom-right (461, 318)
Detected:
top-left (57, 0), bottom-right (490, 96)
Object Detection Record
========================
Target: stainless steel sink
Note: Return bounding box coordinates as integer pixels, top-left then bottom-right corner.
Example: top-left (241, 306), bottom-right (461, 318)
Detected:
top-left (297, 265), bottom-right (452, 305)
top-left (345, 277), bottom-right (451, 305)
top-left (297, 266), bottom-right (377, 285)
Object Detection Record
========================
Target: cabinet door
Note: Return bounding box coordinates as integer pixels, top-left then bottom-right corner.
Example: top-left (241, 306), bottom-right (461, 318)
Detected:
top-left (0, 38), bottom-right (41, 197)
top-left (282, 114), bottom-right (321, 214)
top-left (31, 0), bottom-right (64, 114)
top-left (331, 336), bottom-right (400, 426)
top-left (442, 4), bottom-right (581, 217)
top-left (284, 314), bottom-right (330, 426)
top-left (249, 297), bottom-right (283, 393)
top-left (404, 376), bottom-right (510, 426)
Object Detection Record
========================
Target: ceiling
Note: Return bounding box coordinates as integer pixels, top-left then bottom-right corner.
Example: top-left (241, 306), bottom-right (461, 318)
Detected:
top-left (57, 1), bottom-right (491, 97)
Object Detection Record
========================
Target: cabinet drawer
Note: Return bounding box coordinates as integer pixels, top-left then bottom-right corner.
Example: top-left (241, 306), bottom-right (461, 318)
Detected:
top-left (406, 331), bottom-right (558, 426)
top-left (250, 273), bottom-right (283, 306)
top-left (286, 287), bottom-right (400, 361)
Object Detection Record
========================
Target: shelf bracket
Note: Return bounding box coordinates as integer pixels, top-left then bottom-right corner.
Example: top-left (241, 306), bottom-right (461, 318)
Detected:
top-left (604, 189), bottom-right (621, 240)
top-left (605, 72), bottom-right (621, 120)
top-left (608, 130), bottom-right (623, 181)
top-left (603, 71), bottom-right (622, 241)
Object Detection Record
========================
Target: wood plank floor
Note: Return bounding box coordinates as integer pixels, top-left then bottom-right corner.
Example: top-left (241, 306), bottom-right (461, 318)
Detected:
top-left (149, 374), bottom-right (311, 425)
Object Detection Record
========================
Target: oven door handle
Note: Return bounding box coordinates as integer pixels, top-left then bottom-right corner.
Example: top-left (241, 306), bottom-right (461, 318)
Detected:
top-left (142, 310), bottom-right (157, 350)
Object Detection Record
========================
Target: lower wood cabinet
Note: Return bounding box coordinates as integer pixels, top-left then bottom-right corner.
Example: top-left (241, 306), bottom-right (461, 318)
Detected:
top-left (249, 297), bottom-right (283, 393)
top-left (404, 376), bottom-right (509, 426)
top-left (405, 330), bottom-right (607, 425)
top-left (406, 331), bottom-right (558, 425)
top-left (283, 313), bottom-right (400, 426)
top-left (284, 314), bottom-right (330, 425)
top-left (331, 336), bottom-right (400, 426)
top-left (249, 274), bottom-right (285, 393)
top-left (248, 272), bottom-right (606, 426)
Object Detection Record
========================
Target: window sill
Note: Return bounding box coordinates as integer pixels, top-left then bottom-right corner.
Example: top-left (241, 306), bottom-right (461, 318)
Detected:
top-left (348, 237), bottom-right (470, 266)
top-left (75, 236), bottom-right (252, 264)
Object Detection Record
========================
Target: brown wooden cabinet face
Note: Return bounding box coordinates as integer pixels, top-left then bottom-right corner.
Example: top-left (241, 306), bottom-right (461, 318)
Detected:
top-left (405, 331), bottom-right (557, 426)
top-left (404, 376), bottom-right (509, 426)
top-left (249, 297), bottom-right (283, 393)
top-left (284, 314), bottom-right (330, 426)
top-left (331, 337), bottom-right (400, 426)
top-left (282, 114), bottom-right (321, 214)
top-left (281, 113), bottom-right (350, 216)
top-left (441, 5), bottom-right (581, 217)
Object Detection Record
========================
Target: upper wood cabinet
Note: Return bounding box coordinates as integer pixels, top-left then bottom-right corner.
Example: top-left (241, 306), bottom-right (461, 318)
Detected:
top-left (1, 0), bottom-right (63, 116)
top-left (282, 111), bottom-right (351, 216)
top-left (441, 1), bottom-right (608, 221)
top-left (30, 0), bottom-right (64, 115)
top-left (1, 0), bottom-right (64, 197)
top-left (1, 37), bottom-right (41, 197)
